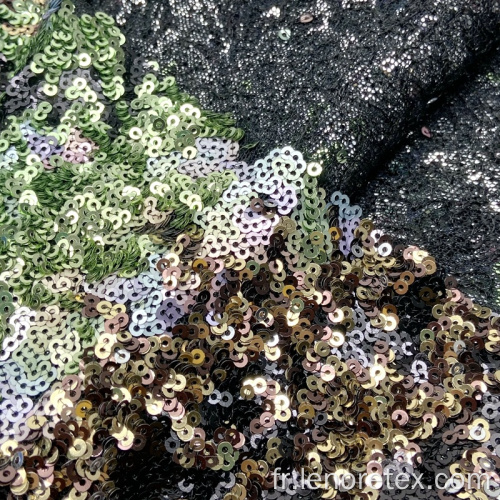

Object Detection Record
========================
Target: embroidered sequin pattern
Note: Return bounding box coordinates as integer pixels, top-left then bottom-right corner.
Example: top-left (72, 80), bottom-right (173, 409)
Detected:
top-left (0, 1), bottom-right (499, 500)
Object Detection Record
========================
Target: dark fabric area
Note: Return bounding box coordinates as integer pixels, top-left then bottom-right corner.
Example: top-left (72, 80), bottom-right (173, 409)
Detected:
top-left (359, 49), bottom-right (500, 308)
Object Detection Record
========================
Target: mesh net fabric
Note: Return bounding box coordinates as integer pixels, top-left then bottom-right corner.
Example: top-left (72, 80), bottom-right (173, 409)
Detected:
top-left (72, 0), bottom-right (500, 307)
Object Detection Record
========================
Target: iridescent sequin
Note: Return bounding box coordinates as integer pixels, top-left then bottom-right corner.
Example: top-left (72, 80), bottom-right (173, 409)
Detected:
top-left (0, 2), bottom-right (499, 500)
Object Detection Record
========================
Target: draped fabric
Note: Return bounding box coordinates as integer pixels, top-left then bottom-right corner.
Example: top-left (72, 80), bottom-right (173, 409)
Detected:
top-left (0, 1), bottom-right (499, 500)
top-left (72, 0), bottom-right (500, 306)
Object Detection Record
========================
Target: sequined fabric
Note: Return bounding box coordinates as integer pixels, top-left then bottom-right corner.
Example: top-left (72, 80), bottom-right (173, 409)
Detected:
top-left (359, 49), bottom-right (500, 310)
top-left (70, 0), bottom-right (500, 307)
top-left (0, 1), bottom-right (499, 500)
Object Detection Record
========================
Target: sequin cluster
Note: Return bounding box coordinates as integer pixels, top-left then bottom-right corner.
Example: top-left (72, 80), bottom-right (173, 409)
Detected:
top-left (0, 0), bottom-right (47, 64)
top-left (1, 1), bottom-right (500, 499)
